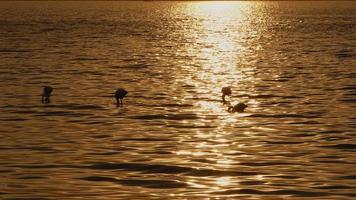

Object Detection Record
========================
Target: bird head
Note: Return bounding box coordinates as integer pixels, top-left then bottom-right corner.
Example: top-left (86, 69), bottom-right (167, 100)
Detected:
top-left (221, 86), bottom-right (232, 96)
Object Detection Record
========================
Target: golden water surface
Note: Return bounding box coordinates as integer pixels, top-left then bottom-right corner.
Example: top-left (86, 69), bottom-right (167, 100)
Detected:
top-left (0, 1), bottom-right (355, 199)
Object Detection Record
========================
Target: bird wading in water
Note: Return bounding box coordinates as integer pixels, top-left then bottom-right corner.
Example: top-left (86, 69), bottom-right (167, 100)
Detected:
top-left (115, 88), bottom-right (128, 107)
top-left (42, 86), bottom-right (53, 104)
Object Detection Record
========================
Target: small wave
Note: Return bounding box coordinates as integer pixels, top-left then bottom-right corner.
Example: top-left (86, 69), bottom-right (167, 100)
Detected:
top-left (91, 134), bottom-right (112, 139)
top-left (0, 48), bottom-right (32, 53)
top-left (288, 120), bottom-right (321, 125)
top-left (141, 150), bottom-right (172, 155)
top-left (239, 180), bottom-right (266, 185)
top-left (10, 110), bottom-right (38, 114)
top-left (268, 175), bottom-right (300, 179)
top-left (213, 188), bottom-right (330, 197)
top-left (87, 162), bottom-right (259, 177)
top-left (79, 176), bottom-right (188, 188)
top-left (159, 103), bottom-right (193, 108)
top-left (238, 161), bottom-right (301, 166)
top-left (121, 58), bottom-right (136, 62)
top-left (35, 111), bottom-right (92, 117)
top-left (87, 152), bottom-right (120, 156)
top-left (88, 162), bottom-right (189, 173)
top-left (0, 170), bottom-right (14, 173)
top-left (5, 198), bottom-right (51, 200)
top-left (1, 118), bottom-right (28, 121)
top-left (53, 104), bottom-right (105, 110)
top-left (113, 137), bottom-right (172, 142)
top-left (264, 79), bottom-right (290, 82)
top-left (247, 114), bottom-right (311, 118)
top-left (182, 84), bottom-right (195, 88)
top-left (249, 94), bottom-right (281, 99)
top-left (338, 175), bottom-right (356, 180)
top-left (12, 146), bottom-right (60, 154)
top-left (190, 158), bottom-right (215, 164)
top-left (117, 63), bottom-right (151, 69)
top-left (80, 176), bottom-right (117, 182)
top-left (346, 73), bottom-right (356, 79)
top-left (17, 176), bottom-right (44, 180)
top-left (167, 125), bottom-right (216, 129)
top-left (314, 185), bottom-right (353, 190)
top-left (320, 130), bottom-right (344, 134)
top-left (339, 98), bottom-right (356, 104)
top-left (81, 121), bottom-right (108, 125)
top-left (129, 113), bottom-right (199, 120)
top-left (320, 144), bottom-right (356, 150)
top-left (11, 164), bottom-right (73, 169)
top-left (281, 96), bottom-right (304, 99)
top-left (72, 57), bottom-right (99, 61)
top-left (290, 133), bottom-right (316, 137)
top-left (341, 85), bottom-right (356, 91)
top-left (79, 71), bottom-right (105, 76)
top-left (39, 28), bottom-right (56, 33)
top-left (314, 160), bottom-right (350, 164)
top-left (335, 52), bottom-right (354, 59)
top-left (264, 141), bottom-right (304, 144)
top-left (119, 179), bottom-right (187, 188)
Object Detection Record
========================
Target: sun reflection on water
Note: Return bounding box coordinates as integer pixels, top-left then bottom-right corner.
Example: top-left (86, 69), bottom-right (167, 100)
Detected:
top-left (171, 2), bottom-right (264, 192)
top-left (216, 177), bottom-right (232, 187)
top-left (179, 2), bottom-right (259, 112)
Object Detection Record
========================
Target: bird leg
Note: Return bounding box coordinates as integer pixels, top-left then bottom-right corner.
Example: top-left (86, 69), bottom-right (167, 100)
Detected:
top-left (116, 98), bottom-right (120, 107)
top-left (42, 94), bottom-right (50, 104)
top-left (222, 94), bottom-right (227, 104)
top-left (116, 98), bottom-right (124, 107)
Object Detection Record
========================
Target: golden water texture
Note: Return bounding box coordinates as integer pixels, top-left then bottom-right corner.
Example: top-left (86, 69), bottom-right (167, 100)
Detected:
top-left (0, 1), bottom-right (355, 199)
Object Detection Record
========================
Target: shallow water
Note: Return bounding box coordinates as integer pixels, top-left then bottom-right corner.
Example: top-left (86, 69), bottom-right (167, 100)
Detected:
top-left (0, 1), bottom-right (355, 199)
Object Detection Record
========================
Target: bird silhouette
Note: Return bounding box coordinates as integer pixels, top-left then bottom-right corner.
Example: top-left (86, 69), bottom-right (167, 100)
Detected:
top-left (42, 86), bottom-right (53, 104)
top-left (221, 86), bottom-right (232, 104)
top-left (228, 102), bottom-right (247, 113)
top-left (115, 88), bottom-right (128, 107)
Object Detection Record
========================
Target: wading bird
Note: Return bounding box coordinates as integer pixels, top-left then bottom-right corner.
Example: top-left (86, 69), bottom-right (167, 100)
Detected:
top-left (115, 88), bottom-right (128, 107)
top-left (221, 86), bottom-right (232, 103)
top-left (228, 102), bottom-right (247, 113)
top-left (42, 86), bottom-right (53, 104)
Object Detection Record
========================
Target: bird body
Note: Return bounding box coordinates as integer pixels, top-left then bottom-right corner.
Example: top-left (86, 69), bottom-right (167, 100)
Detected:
top-left (42, 86), bottom-right (53, 103)
top-left (228, 103), bottom-right (247, 113)
top-left (115, 88), bottom-right (128, 107)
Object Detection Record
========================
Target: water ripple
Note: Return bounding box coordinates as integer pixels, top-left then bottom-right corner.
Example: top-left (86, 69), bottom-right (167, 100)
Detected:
top-left (87, 162), bottom-right (260, 176)
top-left (80, 176), bottom-right (188, 188)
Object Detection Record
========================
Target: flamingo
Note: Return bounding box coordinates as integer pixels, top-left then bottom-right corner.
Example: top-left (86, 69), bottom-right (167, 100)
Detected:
top-left (42, 86), bottom-right (53, 104)
top-left (115, 88), bottom-right (128, 107)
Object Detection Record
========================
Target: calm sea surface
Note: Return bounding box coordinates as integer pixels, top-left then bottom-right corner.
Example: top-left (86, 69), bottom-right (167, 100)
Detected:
top-left (0, 1), bottom-right (355, 199)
